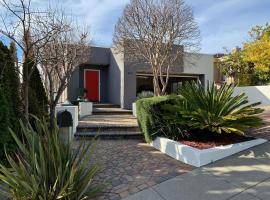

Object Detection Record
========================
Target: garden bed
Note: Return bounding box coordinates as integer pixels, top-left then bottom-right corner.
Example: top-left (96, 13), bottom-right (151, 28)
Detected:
top-left (150, 136), bottom-right (267, 167)
top-left (178, 134), bottom-right (254, 149)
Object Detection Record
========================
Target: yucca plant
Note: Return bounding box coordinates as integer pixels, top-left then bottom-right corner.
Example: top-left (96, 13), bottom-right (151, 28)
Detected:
top-left (0, 117), bottom-right (100, 200)
top-left (163, 81), bottom-right (263, 135)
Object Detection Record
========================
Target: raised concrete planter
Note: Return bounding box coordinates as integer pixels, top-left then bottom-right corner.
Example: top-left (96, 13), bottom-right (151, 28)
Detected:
top-left (56, 105), bottom-right (78, 135)
top-left (79, 102), bottom-right (93, 118)
top-left (151, 137), bottom-right (267, 167)
top-left (132, 102), bottom-right (137, 117)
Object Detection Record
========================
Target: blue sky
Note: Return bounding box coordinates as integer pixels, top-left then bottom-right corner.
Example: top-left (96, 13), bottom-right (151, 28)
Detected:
top-left (2, 0), bottom-right (270, 54)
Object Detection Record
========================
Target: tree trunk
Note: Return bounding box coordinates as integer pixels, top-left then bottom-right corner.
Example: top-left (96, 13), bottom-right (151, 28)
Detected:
top-left (49, 77), bottom-right (55, 131)
top-left (160, 81), bottom-right (169, 95)
top-left (153, 76), bottom-right (161, 96)
top-left (24, 77), bottom-right (29, 121)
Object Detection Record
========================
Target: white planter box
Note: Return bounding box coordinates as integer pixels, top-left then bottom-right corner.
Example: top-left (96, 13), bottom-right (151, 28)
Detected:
top-left (79, 102), bottom-right (93, 118)
top-left (151, 137), bottom-right (267, 167)
top-left (56, 105), bottom-right (78, 135)
top-left (132, 102), bottom-right (137, 117)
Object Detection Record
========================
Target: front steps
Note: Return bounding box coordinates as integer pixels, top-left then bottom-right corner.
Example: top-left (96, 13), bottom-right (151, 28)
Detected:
top-left (93, 103), bottom-right (120, 108)
top-left (93, 107), bottom-right (132, 115)
top-left (75, 104), bottom-right (143, 139)
top-left (75, 131), bottom-right (142, 140)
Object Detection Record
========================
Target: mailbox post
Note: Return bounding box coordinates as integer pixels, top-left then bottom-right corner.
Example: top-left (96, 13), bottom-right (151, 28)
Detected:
top-left (57, 110), bottom-right (73, 143)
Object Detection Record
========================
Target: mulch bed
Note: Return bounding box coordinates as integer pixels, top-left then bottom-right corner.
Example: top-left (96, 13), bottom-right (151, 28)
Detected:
top-left (178, 133), bottom-right (254, 150)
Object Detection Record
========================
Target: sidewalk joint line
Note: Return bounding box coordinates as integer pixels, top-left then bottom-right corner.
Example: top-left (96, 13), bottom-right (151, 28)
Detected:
top-left (151, 187), bottom-right (167, 200)
top-left (225, 177), bottom-right (270, 200)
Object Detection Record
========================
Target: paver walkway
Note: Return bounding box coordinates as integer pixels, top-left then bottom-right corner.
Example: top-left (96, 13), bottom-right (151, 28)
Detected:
top-left (73, 139), bottom-right (194, 200)
top-left (124, 141), bottom-right (270, 200)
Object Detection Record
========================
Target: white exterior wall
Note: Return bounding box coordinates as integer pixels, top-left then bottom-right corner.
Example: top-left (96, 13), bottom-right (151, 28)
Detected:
top-left (183, 53), bottom-right (214, 86)
top-left (233, 86), bottom-right (270, 106)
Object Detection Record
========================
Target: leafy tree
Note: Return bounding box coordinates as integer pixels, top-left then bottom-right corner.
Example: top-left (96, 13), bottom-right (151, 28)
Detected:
top-left (243, 24), bottom-right (270, 83)
top-left (7, 42), bottom-right (22, 127)
top-left (0, 86), bottom-right (12, 161)
top-left (23, 58), bottom-right (48, 121)
top-left (0, 41), bottom-right (20, 161)
top-left (217, 48), bottom-right (254, 85)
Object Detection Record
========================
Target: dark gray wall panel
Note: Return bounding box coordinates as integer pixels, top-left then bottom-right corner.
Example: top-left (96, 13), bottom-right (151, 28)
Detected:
top-left (67, 68), bottom-right (79, 101)
top-left (85, 46), bottom-right (111, 65)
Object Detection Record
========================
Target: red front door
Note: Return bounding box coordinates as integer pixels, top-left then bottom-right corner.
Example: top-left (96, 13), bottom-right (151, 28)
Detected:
top-left (85, 70), bottom-right (99, 102)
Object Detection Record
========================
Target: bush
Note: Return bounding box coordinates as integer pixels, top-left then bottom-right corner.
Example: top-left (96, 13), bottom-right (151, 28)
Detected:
top-left (163, 81), bottom-right (263, 136)
top-left (0, 118), bottom-right (101, 199)
top-left (77, 87), bottom-right (88, 100)
top-left (136, 95), bottom-right (181, 143)
top-left (137, 91), bottom-right (154, 100)
top-left (0, 87), bottom-right (13, 162)
top-left (0, 41), bottom-right (21, 162)
top-left (23, 58), bottom-right (48, 121)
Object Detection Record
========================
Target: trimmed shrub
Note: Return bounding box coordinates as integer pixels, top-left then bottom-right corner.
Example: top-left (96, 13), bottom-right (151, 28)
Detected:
top-left (136, 95), bottom-right (181, 143)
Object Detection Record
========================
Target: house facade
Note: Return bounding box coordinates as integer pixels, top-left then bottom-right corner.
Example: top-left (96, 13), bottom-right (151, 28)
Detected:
top-left (66, 46), bottom-right (214, 109)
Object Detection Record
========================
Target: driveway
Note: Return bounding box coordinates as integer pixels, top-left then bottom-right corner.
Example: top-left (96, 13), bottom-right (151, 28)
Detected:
top-left (124, 141), bottom-right (270, 200)
top-left (73, 139), bottom-right (194, 200)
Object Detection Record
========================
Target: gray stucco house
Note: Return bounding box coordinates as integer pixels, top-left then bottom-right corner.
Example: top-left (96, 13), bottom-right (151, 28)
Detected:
top-left (66, 46), bottom-right (214, 109)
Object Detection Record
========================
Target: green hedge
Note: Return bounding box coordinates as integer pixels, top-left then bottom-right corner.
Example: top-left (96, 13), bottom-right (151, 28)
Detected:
top-left (136, 95), bottom-right (180, 143)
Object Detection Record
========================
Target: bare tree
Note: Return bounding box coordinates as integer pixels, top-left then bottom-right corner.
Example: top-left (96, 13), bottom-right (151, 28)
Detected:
top-left (39, 19), bottom-right (90, 129)
top-left (113, 0), bottom-right (200, 96)
top-left (0, 0), bottom-right (64, 120)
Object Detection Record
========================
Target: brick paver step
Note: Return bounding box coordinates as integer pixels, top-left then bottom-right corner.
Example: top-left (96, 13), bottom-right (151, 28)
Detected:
top-left (75, 131), bottom-right (143, 139)
top-left (79, 114), bottom-right (138, 126)
top-left (77, 114), bottom-right (140, 140)
top-left (77, 125), bottom-right (140, 132)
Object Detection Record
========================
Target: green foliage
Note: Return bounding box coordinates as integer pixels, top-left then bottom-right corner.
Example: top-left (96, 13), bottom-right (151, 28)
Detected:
top-left (77, 87), bottom-right (88, 101)
top-left (136, 95), bottom-right (181, 143)
top-left (0, 118), bottom-right (101, 199)
top-left (0, 87), bottom-right (13, 161)
top-left (23, 58), bottom-right (48, 120)
top-left (219, 23), bottom-right (270, 85)
top-left (163, 81), bottom-right (263, 136)
top-left (218, 48), bottom-right (249, 78)
top-left (136, 91), bottom-right (154, 100)
top-left (217, 48), bottom-right (260, 86)
top-left (243, 23), bottom-right (270, 75)
top-left (0, 41), bottom-right (21, 162)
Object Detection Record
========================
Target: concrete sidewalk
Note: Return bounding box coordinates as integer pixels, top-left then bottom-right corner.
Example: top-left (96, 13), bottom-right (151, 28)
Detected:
top-left (124, 142), bottom-right (270, 200)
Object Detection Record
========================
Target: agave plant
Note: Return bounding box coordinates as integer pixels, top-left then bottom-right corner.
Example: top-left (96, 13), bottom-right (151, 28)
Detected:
top-left (0, 118), bottom-right (100, 200)
top-left (163, 81), bottom-right (263, 135)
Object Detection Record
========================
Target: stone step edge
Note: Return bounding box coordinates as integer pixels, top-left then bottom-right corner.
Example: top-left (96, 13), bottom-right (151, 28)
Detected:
top-left (92, 112), bottom-right (133, 116)
top-left (93, 104), bottom-right (120, 108)
top-left (74, 132), bottom-right (143, 140)
top-left (92, 111), bottom-right (132, 113)
top-left (77, 125), bottom-right (139, 128)
top-left (75, 131), bottom-right (142, 136)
